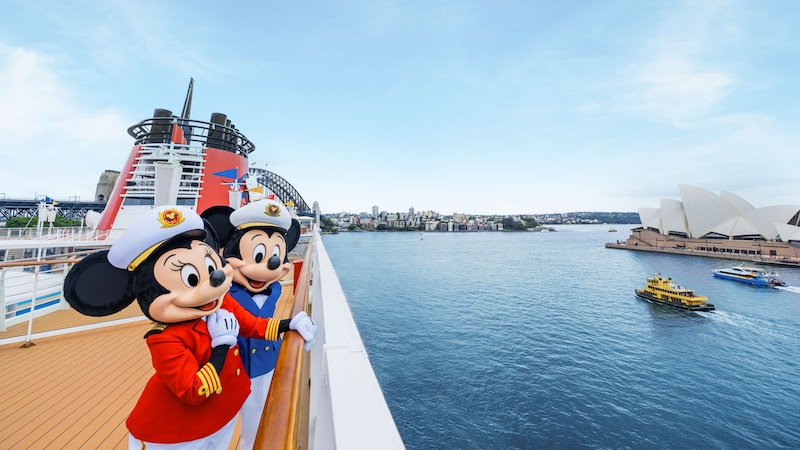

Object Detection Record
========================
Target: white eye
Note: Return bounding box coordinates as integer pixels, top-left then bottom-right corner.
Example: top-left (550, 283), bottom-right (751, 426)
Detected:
top-left (181, 264), bottom-right (200, 287)
top-left (271, 245), bottom-right (281, 259)
top-left (253, 244), bottom-right (267, 263)
top-left (204, 255), bottom-right (217, 274)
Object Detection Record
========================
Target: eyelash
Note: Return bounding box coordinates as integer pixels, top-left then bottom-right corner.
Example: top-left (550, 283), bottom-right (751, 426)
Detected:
top-left (167, 247), bottom-right (215, 271)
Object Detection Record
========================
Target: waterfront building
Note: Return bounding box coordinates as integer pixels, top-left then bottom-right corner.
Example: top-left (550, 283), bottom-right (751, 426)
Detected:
top-left (408, 206), bottom-right (418, 227)
top-left (610, 184), bottom-right (800, 264)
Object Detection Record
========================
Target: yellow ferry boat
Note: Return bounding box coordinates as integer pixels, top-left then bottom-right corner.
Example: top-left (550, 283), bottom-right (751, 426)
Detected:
top-left (635, 273), bottom-right (715, 312)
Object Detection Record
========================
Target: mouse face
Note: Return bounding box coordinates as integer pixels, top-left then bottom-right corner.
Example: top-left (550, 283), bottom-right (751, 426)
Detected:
top-left (225, 228), bottom-right (291, 293)
top-left (146, 240), bottom-right (234, 323)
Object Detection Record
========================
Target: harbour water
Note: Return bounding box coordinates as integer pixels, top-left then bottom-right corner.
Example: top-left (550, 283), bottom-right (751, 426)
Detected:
top-left (322, 225), bottom-right (800, 449)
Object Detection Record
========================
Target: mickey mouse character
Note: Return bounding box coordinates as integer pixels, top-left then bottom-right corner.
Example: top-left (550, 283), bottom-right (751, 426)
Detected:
top-left (202, 199), bottom-right (316, 450)
top-left (63, 205), bottom-right (313, 449)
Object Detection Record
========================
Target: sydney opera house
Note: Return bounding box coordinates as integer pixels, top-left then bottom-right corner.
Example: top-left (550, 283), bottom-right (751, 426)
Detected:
top-left (608, 184), bottom-right (800, 264)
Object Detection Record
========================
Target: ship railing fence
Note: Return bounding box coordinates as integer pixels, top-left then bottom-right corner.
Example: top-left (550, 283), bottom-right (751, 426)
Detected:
top-left (0, 249), bottom-right (101, 338)
top-left (1, 227), bottom-right (111, 242)
top-left (0, 258), bottom-right (73, 334)
top-left (255, 230), bottom-right (404, 449)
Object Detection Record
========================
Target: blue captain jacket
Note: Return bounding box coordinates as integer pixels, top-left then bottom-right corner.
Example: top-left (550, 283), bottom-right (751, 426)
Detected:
top-left (228, 281), bottom-right (283, 378)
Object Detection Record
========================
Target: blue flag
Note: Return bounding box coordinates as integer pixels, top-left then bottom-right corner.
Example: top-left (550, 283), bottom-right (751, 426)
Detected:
top-left (212, 168), bottom-right (238, 179)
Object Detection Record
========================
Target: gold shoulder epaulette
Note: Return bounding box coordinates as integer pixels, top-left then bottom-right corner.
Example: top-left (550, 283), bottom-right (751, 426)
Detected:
top-left (143, 322), bottom-right (168, 339)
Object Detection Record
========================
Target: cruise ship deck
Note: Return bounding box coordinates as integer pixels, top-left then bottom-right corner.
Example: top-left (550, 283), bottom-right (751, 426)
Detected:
top-left (0, 281), bottom-right (296, 449)
top-left (0, 231), bottom-right (405, 450)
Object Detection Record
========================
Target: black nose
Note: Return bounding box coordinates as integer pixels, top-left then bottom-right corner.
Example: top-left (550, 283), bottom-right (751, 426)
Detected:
top-left (209, 269), bottom-right (227, 287)
top-left (267, 255), bottom-right (281, 270)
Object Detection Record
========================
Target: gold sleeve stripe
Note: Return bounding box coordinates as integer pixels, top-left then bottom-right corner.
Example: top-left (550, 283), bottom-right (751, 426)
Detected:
top-left (204, 362), bottom-right (222, 394)
top-left (196, 363), bottom-right (223, 397)
top-left (265, 318), bottom-right (280, 341)
top-left (197, 367), bottom-right (212, 398)
top-left (201, 364), bottom-right (216, 394)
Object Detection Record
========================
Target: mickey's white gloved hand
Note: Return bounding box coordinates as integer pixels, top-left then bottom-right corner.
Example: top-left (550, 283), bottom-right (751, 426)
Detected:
top-left (289, 311), bottom-right (317, 351)
top-left (207, 309), bottom-right (240, 348)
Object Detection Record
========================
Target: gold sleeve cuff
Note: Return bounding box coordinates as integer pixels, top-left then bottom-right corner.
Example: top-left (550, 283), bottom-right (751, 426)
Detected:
top-left (265, 318), bottom-right (281, 341)
top-left (197, 362), bottom-right (222, 397)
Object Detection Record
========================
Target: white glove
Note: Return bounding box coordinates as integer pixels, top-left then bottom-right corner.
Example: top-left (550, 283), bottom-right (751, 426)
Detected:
top-left (289, 311), bottom-right (317, 351)
top-left (207, 309), bottom-right (240, 348)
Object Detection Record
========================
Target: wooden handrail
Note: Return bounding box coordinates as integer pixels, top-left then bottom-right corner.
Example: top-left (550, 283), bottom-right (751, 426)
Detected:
top-left (253, 240), bottom-right (314, 450)
top-left (0, 249), bottom-right (100, 269)
top-left (0, 258), bottom-right (82, 269)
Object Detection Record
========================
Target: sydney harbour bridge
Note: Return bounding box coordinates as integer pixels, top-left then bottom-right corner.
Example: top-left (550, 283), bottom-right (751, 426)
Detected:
top-left (0, 169), bottom-right (312, 222)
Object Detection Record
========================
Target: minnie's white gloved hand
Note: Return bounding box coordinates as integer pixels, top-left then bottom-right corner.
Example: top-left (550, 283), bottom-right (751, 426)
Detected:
top-left (207, 309), bottom-right (240, 348)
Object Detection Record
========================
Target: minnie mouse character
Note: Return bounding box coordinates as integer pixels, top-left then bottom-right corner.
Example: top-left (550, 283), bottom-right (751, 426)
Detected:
top-left (63, 205), bottom-right (313, 449)
top-left (202, 199), bottom-right (315, 450)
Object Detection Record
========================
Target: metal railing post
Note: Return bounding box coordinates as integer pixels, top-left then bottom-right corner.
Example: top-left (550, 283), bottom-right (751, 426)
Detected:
top-left (0, 270), bottom-right (6, 332)
top-left (22, 244), bottom-right (45, 348)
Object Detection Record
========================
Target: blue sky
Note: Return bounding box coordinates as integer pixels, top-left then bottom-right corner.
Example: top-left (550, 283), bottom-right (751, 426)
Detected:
top-left (1, 0), bottom-right (798, 215)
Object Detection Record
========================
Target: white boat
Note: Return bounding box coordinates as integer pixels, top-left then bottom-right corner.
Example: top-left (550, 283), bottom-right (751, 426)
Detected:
top-left (712, 264), bottom-right (786, 287)
top-left (0, 81), bottom-right (403, 448)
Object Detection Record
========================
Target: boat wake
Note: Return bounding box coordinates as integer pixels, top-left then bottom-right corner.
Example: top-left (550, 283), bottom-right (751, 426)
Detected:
top-left (774, 285), bottom-right (800, 294)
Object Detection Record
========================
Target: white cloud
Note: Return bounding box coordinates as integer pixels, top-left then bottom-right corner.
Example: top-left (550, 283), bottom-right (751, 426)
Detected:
top-left (628, 56), bottom-right (733, 125)
top-left (620, 1), bottom-right (737, 126)
top-left (0, 44), bottom-right (131, 200)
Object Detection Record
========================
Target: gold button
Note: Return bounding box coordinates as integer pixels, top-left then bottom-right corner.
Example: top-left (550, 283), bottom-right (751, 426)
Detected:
top-left (237, 368), bottom-right (240, 376)
top-left (264, 346), bottom-right (270, 351)
top-left (251, 348), bottom-right (257, 354)
top-left (234, 349), bottom-right (239, 356)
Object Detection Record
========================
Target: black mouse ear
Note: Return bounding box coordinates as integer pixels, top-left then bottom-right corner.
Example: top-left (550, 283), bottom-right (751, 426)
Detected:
top-left (202, 218), bottom-right (220, 252)
top-left (201, 206), bottom-right (236, 247)
top-left (63, 251), bottom-right (134, 317)
top-left (285, 218), bottom-right (301, 252)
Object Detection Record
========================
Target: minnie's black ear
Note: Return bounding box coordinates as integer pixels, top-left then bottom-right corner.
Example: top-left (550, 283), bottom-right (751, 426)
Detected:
top-left (201, 206), bottom-right (236, 247)
top-left (286, 218), bottom-right (301, 252)
top-left (63, 251), bottom-right (134, 317)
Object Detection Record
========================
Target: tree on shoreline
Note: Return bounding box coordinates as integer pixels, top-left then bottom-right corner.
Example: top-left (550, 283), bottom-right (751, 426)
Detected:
top-left (4, 215), bottom-right (81, 228)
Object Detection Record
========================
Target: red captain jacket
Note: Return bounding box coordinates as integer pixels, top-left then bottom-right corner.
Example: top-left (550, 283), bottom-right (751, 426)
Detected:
top-left (126, 296), bottom-right (277, 443)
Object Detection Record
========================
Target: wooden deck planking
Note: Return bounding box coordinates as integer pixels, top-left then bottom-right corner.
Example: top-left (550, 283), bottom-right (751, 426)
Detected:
top-left (0, 322), bottom-right (149, 449)
top-left (0, 276), bottom-right (295, 449)
top-left (1, 331), bottom-right (111, 426)
top-left (52, 326), bottom-right (150, 449)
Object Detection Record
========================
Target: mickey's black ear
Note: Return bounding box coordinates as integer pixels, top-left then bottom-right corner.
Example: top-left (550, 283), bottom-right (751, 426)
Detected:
top-left (286, 218), bottom-right (301, 252)
top-left (201, 206), bottom-right (236, 247)
top-left (63, 251), bottom-right (134, 317)
top-left (202, 218), bottom-right (220, 252)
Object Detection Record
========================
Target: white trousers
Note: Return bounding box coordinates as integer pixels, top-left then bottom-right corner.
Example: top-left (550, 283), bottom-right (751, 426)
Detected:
top-left (239, 370), bottom-right (275, 450)
top-left (127, 414), bottom-right (237, 449)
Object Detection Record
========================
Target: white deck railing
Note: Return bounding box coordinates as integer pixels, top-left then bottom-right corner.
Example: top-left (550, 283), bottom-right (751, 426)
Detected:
top-left (0, 227), bottom-right (110, 242)
top-left (307, 232), bottom-right (404, 449)
top-left (0, 262), bottom-right (71, 333)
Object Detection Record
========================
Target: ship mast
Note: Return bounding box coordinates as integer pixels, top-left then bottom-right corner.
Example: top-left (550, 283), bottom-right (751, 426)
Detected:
top-left (180, 78), bottom-right (194, 119)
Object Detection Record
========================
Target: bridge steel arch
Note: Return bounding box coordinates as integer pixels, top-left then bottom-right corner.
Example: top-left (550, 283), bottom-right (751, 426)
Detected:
top-left (0, 199), bottom-right (106, 222)
top-left (0, 170), bottom-right (311, 222)
top-left (249, 168), bottom-right (312, 217)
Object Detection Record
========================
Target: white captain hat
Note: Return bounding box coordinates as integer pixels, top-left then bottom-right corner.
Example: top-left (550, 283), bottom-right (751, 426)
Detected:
top-left (107, 205), bottom-right (205, 272)
top-left (229, 199), bottom-right (292, 232)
